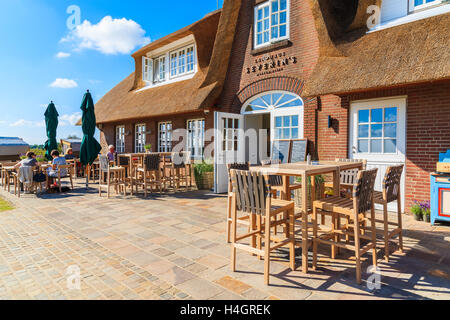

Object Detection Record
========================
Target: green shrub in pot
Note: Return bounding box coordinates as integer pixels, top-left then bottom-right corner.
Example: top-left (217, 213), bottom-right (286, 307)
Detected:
top-left (194, 160), bottom-right (214, 190)
top-left (411, 201), bottom-right (423, 221)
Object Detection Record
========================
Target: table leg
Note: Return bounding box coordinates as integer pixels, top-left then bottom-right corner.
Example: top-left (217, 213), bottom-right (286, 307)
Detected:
top-left (282, 176), bottom-right (290, 201)
top-left (301, 173), bottom-right (308, 273)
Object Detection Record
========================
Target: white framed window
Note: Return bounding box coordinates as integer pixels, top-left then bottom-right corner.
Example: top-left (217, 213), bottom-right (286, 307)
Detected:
top-left (222, 118), bottom-right (240, 152)
top-left (135, 124), bottom-right (146, 153)
top-left (410, 0), bottom-right (442, 11)
top-left (153, 56), bottom-right (166, 84)
top-left (254, 0), bottom-right (289, 48)
top-left (142, 57), bottom-right (153, 83)
top-left (169, 45), bottom-right (195, 78)
top-left (116, 126), bottom-right (125, 153)
top-left (158, 122), bottom-right (172, 152)
top-left (187, 119), bottom-right (205, 160)
top-left (274, 115), bottom-right (299, 140)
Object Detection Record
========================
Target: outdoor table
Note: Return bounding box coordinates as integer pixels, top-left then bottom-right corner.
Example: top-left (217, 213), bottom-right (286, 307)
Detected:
top-left (249, 160), bottom-right (364, 273)
top-left (118, 153), bottom-right (147, 193)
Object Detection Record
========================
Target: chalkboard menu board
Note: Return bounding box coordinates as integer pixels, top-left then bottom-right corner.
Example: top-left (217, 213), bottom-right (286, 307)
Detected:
top-left (272, 140), bottom-right (290, 164)
top-left (290, 139), bottom-right (308, 163)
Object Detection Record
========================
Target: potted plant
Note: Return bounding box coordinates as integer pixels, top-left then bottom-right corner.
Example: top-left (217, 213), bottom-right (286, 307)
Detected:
top-left (144, 144), bottom-right (152, 153)
top-left (411, 201), bottom-right (423, 221)
top-left (421, 201), bottom-right (431, 223)
top-left (194, 160), bottom-right (214, 190)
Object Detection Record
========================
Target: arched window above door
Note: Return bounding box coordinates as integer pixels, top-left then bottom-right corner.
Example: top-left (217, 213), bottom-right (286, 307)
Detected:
top-left (242, 91), bottom-right (304, 114)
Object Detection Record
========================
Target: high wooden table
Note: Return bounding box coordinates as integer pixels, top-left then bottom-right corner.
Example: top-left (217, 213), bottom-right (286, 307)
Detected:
top-left (250, 161), bottom-right (364, 273)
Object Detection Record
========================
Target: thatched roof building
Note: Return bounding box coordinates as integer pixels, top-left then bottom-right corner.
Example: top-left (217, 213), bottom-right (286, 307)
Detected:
top-left (94, 0), bottom-right (242, 124)
top-left (303, 0), bottom-right (450, 97)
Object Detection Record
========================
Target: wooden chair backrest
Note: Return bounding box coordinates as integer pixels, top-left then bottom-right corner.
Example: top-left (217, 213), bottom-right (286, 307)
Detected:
top-left (353, 168), bottom-right (378, 214)
top-left (261, 160), bottom-right (283, 187)
top-left (227, 162), bottom-right (250, 182)
top-left (118, 156), bottom-right (129, 166)
top-left (230, 169), bottom-right (270, 215)
top-left (99, 155), bottom-right (110, 173)
top-left (144, 153), bottom-right (161, 171)
top-left (336, 158), bottom-right (367, 185)
top-left (383, 165), bottom-right (404, 203)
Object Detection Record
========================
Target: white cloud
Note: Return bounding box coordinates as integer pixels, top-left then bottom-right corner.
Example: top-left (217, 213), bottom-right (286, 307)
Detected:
top-left (50, 78), bottom-right (78, 89)
top-left (61, 16), bottom-right (150, 55)
top-left (56, 52), bottom-right (71, 58)
top-left (10, 120), bottom-right (45, 128)
top-left (60, 112), bottom-right (82, 126)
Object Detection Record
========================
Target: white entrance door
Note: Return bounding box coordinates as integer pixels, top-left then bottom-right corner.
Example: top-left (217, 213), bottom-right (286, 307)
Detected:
top-left (350, 97), bottom-right (406, 211)
top-left (214, 112), bottom-right (245, 193)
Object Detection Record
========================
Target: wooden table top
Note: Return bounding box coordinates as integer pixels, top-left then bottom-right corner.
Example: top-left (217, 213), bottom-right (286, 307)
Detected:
top-left (250, 161), bottom-right (364, 176)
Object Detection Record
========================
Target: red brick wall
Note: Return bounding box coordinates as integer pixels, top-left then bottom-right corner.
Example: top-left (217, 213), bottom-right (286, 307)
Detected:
top-left (99, 110), bottom-right (214, 155)
top-left (336, 81), bottom-right (450, 210)
top-left (219, 0), bottom-right (320, 112)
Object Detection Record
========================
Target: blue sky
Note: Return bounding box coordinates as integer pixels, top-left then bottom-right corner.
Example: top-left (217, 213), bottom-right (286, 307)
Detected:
top-left (0, 0), bottom-right (223, 145)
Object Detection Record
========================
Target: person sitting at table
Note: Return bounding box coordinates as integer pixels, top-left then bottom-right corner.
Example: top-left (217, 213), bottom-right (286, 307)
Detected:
top-left (107, 145), bottom-right (116, 162)
top-left (64, 148), bottom-right (75, 160)
top-left (14, 151), bottom-right (38, 169)
top-left (47, 150), bottom-right (68, 188)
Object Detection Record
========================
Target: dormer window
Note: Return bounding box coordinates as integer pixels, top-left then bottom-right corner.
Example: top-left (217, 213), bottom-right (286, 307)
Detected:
top-left (142, 42), bottom-right (196, 88)
top-left (410, 0), bottom-right (442, 12)
top-left (254, 0), bottom-right (289, 49)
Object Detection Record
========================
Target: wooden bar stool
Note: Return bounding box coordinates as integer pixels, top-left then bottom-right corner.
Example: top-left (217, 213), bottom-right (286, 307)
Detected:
top-left (226, 162), bottom-right (250, 243)
top-left (229, 169), bottom-right (296, 285)
top-left (373, 165), bottom-right (404, 262)
top-left (98, 155), bottom-right (127, 198)
top-left (133, 153), bottom-right (164, 197)
top-left (312, 168), bottom-right (378, 284)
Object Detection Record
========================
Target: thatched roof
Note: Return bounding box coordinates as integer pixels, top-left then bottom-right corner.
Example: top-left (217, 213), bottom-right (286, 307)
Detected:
top-left (303, 2), bottom-right (450, 97)
top-left (94, 0), bottom-right (242, 124)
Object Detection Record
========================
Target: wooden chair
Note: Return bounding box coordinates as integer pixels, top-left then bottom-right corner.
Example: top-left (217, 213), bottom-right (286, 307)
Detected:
top-left (133, 153), bottom-right (163, 197)
top-left (98, 155), bottom-right (127, 198)
top-left (324, 159), bottom-right (368, 197)
top-left (1, 162), bottom-right (18, 192)
top-left (226, 162), bottom-right (250, 243)
top-left (373, 165), bottom-right (404, 262)
top-left (53, 165), bottom-right (74, 193)
top-left (167, 152), bottom-right (190, 192)
top-left (312, 168), bottom-right (378, 284)
top-left (229, 169), bottom-right (296, 285)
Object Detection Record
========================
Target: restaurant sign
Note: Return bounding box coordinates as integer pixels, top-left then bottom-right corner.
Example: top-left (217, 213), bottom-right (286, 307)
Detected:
top-left (246, 52), bottom-right (297, 77)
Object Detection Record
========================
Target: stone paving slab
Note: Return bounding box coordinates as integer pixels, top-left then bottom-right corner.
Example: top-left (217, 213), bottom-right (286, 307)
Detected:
top-left (0, 181), bottom-right (449, 300)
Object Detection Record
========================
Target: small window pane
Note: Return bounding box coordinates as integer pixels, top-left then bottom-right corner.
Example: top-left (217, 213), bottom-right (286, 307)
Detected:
top-left (371, 140), bottom-right (382, 153)
top-left (271, 26), bottom-right (278, 39)
top-left (257, 22), bottom-right (262, 32)
top-left (358, 125), bottom-right (369, 138)
top-left (275, 117), bottom-right (282, 128)
top-left (275, 129), bottom-right (281, 139)
top-left (280, 0), bottom-right (287, 10)
top-left (371, 108), bottom-right (383, 123)
top-left (272, 13), bottom-right (278, 25)
top-left (358, 110), bottom-right (369, 123)
top-left (264, 31), bottom-right (269, 43)
top-left (384, 139), bottom-right (397, 153)
top-left (291, 116), bottom-right (299, 127)
top-left (272, 0), bottom-right (278, 12)
top-left (358, 140), bottom-right (369, 153)
top-left (371, 124), bottom-right (383, 138)
top-left (280, 24), bottom-right (287, 37)
top-left (258, 9), bottom-right (263, 20)
top-left (291, 128), bottom-right (299, 139)
top-left (385, 107), bottom-right (397, 122)
top-left (280, 11), bottom-right (287, 23)
top-left (283, 128), bottom-right (290, 139)
top-left (384, 123), bottom-right (397, 138)
top-left (283, 116), bottom-right (290, 127)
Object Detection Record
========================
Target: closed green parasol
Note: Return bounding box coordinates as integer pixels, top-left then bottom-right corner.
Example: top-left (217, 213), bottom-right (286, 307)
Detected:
top-left (80, 90), bottom-right (102, 166)
top-left (44, 102), bottom-right (59, 161)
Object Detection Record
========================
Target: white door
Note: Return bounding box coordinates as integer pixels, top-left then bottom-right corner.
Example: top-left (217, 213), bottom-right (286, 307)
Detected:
top-left (350, 97), bottom-right (406, 211)
top-left (214, 112), bottom-right (245, 193)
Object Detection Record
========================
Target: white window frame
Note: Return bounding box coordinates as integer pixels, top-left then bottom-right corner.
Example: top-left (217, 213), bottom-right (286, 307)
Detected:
top-left (350, 97), bottom-right (406, 163)
top-left (158, 121), bottom-right (172, 153)
top-left (409, 0), bottom-right (442, 12)
top-left (186, 119), bottom-right (205, 160)
top-left (135, 124), bottom-right (146, 153)
top-left (254, 0), bottom-right (290, 49)
top-left (116, 125), bottom-right (125, 153)
top-left (142, 57), bottom-right (153, 83)
top-left (153, 55), bottom-right (166, 84)
top-left (169, 44), bottom-right (196, 79)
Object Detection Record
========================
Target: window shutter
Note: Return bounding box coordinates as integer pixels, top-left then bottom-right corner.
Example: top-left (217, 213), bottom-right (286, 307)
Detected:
top-left (142, 56), bottom-right (153, 83)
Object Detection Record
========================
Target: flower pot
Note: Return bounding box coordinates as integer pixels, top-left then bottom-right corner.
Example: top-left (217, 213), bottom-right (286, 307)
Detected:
top-left (196, 171), bottom-right (214, 190)
top-left (423, 214), bottom-right (430, 223)
top-left (413, 212), bottom-right (423, 221)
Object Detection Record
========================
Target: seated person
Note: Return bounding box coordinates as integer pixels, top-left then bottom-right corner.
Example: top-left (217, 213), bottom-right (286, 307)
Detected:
top-left (47, 150), bottom-right (68, 188)
top-left (107, 145), bottom-right (116, 162)
top-left (64, 148), bottom-right (75, 160)
top-left (15, 151), bottom-right (38, 169)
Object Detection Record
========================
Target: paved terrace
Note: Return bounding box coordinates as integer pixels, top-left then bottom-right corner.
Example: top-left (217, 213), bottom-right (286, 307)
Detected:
top-left (0, 181), bottom-right (449, 300)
